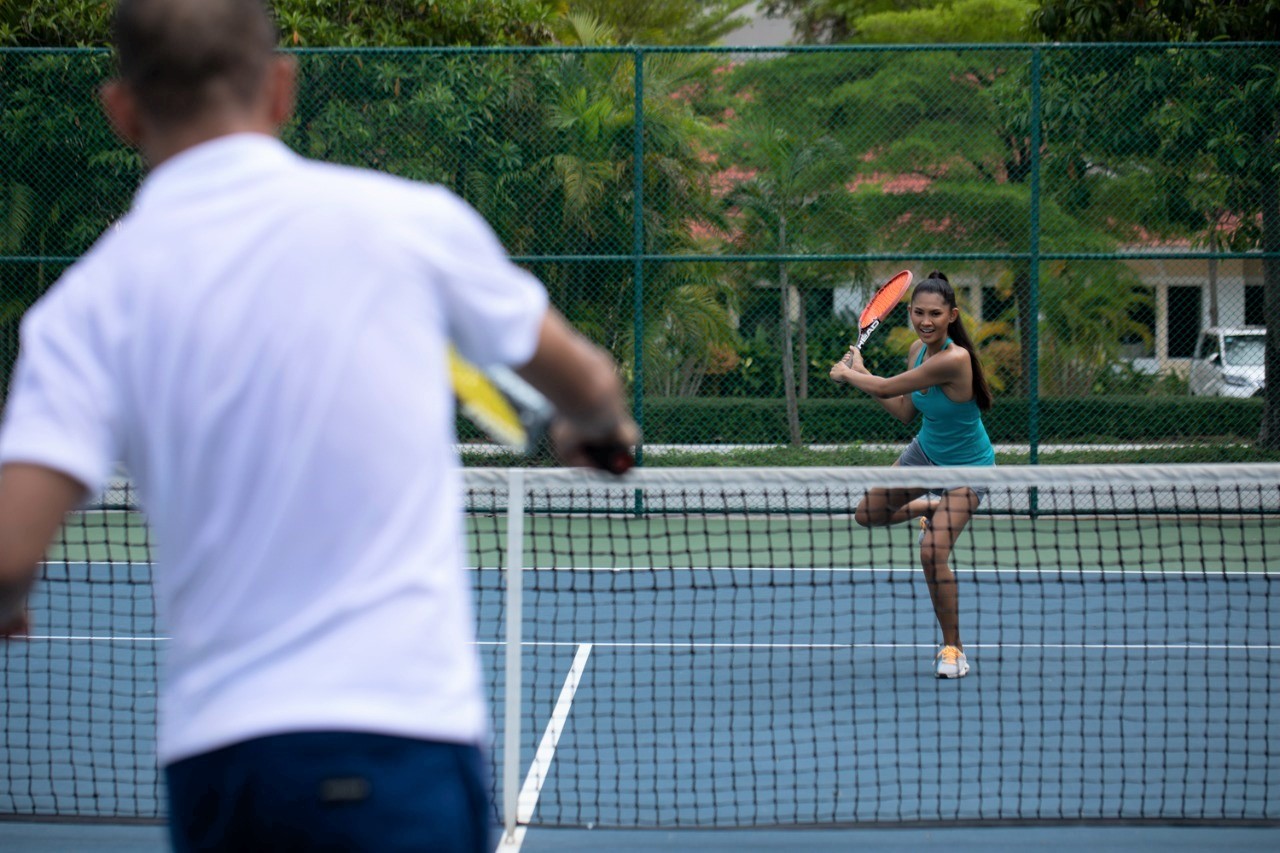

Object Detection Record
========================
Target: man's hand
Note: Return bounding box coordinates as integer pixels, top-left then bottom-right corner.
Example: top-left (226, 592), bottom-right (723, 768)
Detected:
top-left (1, 605), bottom-right (29, 638)
top-left (516, 309), bottom-right (641, 475)
top-left (549, 416), bottom-right (641, 474)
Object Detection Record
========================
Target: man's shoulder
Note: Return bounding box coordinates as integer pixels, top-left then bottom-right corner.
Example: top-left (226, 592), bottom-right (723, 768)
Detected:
top-left (290, 159), bottom-right (497, 258)
top-left (296, 157), bottom-right (467, 218)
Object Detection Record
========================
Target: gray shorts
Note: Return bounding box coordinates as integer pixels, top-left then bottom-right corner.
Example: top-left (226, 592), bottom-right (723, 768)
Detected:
top-left (895, 437), bottom-right (988, 504)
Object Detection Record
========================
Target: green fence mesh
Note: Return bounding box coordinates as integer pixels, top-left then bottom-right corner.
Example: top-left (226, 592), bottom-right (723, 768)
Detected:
top-left (1, 44), bottom-right (1277, 462)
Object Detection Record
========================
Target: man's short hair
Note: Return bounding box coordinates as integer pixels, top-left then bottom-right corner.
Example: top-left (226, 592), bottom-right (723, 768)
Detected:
top-left (112, 0), bottom-right (279, 127)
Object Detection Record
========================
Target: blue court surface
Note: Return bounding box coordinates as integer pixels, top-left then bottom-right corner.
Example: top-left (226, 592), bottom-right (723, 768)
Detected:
top-left (3, 547), bottom-right (1276, 851)
top-left (2, 820), bottom-right (1279, 851)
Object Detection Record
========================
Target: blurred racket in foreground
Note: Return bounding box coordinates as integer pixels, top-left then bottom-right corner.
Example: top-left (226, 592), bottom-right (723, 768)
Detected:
top-left (842, 269), bottom-right (913, 365)
top-left (448, 347), bottom-right (635, 474)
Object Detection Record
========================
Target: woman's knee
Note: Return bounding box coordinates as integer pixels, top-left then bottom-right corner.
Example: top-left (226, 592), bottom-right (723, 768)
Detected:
top-left (919, 545), bottom-right (951, 576)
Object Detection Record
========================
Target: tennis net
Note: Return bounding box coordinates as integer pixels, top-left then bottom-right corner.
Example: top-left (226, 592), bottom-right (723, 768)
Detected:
top-left (2, 464), bottom-right (1277, 828)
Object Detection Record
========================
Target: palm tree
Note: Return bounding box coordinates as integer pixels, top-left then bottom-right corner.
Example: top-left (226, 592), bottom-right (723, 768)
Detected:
top-left (495, 15), bottom-right (739, 396)
top-left (723, 121), bottom-right (865, 444)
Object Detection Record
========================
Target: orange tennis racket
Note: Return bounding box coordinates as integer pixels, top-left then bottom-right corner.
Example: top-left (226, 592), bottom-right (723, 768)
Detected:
top-left (843, 270), bottom-right (913, 364)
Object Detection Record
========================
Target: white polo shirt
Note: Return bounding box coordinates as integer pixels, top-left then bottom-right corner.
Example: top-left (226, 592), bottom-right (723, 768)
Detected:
top-left (0, 134), bottom-right (547, 764)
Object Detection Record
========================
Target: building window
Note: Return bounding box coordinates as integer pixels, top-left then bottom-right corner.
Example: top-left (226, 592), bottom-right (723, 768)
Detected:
top-left (1168, 285), bottom-right (1201, 358)
top-left (1121, 298), bottom-right (1155, 358)
top-left (980, 286), bottom-right (1015, 323)
top-left (1245, 285), bottom-right (1264, 326)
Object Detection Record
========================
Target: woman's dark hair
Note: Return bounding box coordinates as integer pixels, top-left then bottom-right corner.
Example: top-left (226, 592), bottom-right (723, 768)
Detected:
top-left (912, 271), bottom-right (993, 411)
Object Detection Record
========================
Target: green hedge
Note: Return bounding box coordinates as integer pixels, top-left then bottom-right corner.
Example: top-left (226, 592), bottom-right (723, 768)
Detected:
top-left (457, 396), bottom-right (1263, 446)
top-left (982, 397), bottom-right (1263, 442)
top-left (633, 396), bottom-right (1264, 444)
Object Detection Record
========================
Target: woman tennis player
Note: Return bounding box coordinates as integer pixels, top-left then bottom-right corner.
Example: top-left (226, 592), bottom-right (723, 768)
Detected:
top-left (829, 270), bottom-right (994, 679)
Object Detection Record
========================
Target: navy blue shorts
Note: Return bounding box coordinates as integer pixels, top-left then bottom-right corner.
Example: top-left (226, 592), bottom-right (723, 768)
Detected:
top-left (165, 732), bottom-right (490, 852)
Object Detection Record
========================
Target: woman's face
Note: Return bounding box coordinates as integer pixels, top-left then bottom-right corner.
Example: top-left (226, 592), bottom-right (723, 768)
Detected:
top-left (910, 291), bottom-right (958, 346)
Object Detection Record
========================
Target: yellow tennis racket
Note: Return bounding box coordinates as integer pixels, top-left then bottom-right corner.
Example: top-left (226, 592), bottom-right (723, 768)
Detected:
top-left (448, 347), bottom-right (550, 454)
top-left (448, 347), bottom-right (634, 473)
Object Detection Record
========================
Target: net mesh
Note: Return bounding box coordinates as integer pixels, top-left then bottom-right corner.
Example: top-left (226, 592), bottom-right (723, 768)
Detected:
top-left (2, 465), bottom-right (1277, 826)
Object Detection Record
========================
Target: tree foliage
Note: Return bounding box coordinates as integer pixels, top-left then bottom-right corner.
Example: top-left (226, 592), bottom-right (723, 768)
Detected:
top-left (0, 0), bottom-right (561, 48)
top-left (760, 0), bottom-right (976, 43)
top-left (0, 3), bottom-right (738, 397)
top-left (0, 0), bottom-right (113, 46)
top-left (274, 0), bottom-right (558, 46)
top-left (0, 0), bottom-right (764, 48)
top-left (1031, 0), bottom-right (1280, 42)
top-left (562, 0), bottom-right (754, 45)
top-left (855, 0), bottom-right (1035, 43)
top-left (722, 120), bottom-right (869, 440)
top-left (1032, 0), bottom-right (1280, 447)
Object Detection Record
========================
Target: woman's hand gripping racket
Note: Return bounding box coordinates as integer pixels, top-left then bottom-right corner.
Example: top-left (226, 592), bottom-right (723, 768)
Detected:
top-left (448, 347), bottom-right (635, 474)
top-left (840, 270), bottom-right (913, 367)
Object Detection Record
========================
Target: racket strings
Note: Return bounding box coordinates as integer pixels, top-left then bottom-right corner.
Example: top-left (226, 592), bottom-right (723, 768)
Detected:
top-left (858, 270), bottom-right (913, 330)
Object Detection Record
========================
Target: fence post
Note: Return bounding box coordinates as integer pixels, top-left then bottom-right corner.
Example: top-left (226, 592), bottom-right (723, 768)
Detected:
top-left (632, 48), bottom-right (646, 467)
top-left (1028, 45), bottom-right (1043, 463)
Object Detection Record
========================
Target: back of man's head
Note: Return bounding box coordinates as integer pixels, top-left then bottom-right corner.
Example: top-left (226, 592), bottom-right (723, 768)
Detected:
top-left (112, 0), bottom-right (278, 128)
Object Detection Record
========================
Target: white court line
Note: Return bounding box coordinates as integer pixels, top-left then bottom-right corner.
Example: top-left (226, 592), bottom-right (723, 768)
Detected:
top-left (496, 642), bottom-right (592, 853)
top-left (23, 635), bottom-right (165, 642)
top-left (477, 641), bottom-right (1280, 651)
top-left (481, 565), bottom-right (1269, 576)
top-left (22, 637), bottom-right (1279, 651)
top-left (48, 561), bottom-right (1271, 577)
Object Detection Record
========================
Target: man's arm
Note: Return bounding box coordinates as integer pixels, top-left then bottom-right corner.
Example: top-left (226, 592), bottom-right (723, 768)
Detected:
top-left (515, 309), bottom-right (640, 468)
top-left (0, 463), bottom-right (87, 637)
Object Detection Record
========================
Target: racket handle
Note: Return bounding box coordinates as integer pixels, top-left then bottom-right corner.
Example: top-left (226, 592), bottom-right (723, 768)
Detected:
top-left (583, 442), bottom-right (635, 475)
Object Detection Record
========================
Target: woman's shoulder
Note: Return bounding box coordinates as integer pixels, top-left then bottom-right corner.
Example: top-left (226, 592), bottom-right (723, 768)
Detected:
top-left (936, 342), bottom-right (973, 375)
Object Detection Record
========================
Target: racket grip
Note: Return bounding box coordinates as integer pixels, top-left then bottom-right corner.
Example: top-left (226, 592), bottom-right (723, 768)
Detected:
top-left (583, 442), bottom-right (635, 475)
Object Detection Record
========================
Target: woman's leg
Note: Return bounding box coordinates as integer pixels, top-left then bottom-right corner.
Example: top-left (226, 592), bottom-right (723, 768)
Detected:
top-left (918, 487), bottom-right (979, 649)
top-left (855, 486), bottom-right (929, 527)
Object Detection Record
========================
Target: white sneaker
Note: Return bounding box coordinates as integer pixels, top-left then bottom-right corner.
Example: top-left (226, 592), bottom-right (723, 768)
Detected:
top-left (935, 645), bottom-right (970, 679)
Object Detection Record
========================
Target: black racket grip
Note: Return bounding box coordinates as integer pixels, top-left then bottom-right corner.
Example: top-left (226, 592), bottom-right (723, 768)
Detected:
top-left (583, 442), bottom-right (635, 475)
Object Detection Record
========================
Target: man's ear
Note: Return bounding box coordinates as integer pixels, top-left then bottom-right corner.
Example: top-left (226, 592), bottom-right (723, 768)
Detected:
top-left (100, 79), bottom-right (143, 149)
top-left (266, 55), bottom-right (298, 128)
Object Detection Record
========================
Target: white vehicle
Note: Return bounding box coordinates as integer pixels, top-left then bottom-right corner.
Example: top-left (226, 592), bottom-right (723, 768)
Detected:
top-left (1188, 326), bottom-right (1266, 397)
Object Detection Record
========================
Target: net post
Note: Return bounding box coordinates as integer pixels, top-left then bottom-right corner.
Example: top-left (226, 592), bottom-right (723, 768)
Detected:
top-left (502, 468), bottom-right (525, 842)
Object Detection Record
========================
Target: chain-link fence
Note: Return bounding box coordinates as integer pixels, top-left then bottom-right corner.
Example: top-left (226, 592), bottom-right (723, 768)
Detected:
top-left (2, 44), bottom-right (1277, 463)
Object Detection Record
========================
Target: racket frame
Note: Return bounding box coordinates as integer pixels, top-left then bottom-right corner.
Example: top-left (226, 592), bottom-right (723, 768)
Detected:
top-left (842, 270), bottom-right (913, 365)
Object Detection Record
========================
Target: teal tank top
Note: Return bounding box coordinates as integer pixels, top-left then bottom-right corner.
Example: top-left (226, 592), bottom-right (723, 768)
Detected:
top-left (911, 339), bottom-right (995, 466)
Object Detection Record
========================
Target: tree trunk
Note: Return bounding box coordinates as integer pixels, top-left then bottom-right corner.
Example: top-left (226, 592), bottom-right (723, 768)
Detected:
top-left (1012, 262), bottom-right (1035, 397)
top-left (798, 286), bottom-right (809, 399)
top-left (778, 217), bottom-right (802, 446)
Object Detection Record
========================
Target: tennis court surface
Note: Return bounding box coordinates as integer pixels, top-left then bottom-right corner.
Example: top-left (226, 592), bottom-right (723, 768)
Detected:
top-left (3, 464), bottom-right (1277, 850)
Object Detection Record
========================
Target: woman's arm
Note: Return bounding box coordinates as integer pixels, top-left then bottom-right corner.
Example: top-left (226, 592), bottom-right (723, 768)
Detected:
top-left (831, 343), bottom-right (970, 423)
top-left (830, 345), bottom-right (918, 424)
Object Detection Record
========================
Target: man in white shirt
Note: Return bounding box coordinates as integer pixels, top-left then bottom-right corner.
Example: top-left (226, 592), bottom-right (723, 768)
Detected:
top-left (0, 0), bottom-right (638, 850)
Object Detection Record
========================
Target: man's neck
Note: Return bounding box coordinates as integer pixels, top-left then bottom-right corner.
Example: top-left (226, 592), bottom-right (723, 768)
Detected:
top-left (141, 114), bottom-right (276, 170)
